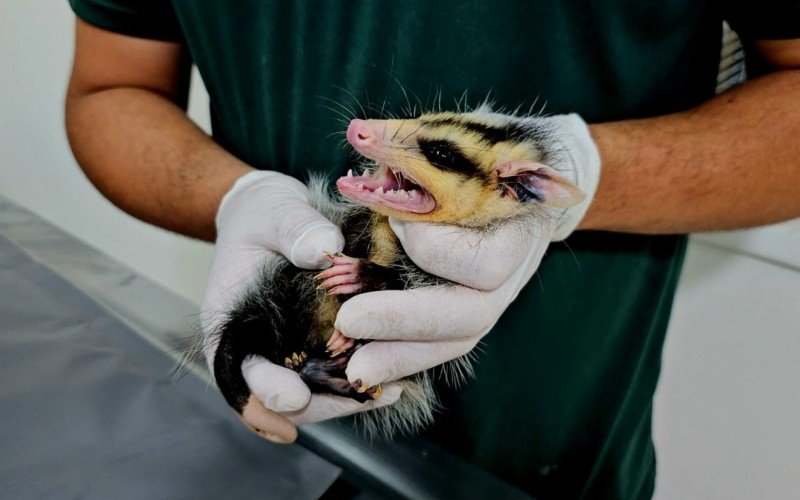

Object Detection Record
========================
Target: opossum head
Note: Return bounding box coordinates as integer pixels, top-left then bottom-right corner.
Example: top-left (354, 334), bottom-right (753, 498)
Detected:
top-left (337, 105), bottom-right (585, 228)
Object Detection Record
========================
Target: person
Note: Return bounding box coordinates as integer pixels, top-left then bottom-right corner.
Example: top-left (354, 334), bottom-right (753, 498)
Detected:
top-left (64, 1), bottom-right (800, 498)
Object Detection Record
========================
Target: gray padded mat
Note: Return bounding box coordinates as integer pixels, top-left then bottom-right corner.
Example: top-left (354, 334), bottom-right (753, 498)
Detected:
top-left (0, 195), bottom-right (532, 500)
top-left (0, 231), bottom-right (340, 499)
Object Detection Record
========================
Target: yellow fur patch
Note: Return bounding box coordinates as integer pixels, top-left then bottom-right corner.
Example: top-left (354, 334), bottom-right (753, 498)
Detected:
top-left (368, 216), bottom-right (401, 266)
top-left (310, 292), bottom-right (342, 345)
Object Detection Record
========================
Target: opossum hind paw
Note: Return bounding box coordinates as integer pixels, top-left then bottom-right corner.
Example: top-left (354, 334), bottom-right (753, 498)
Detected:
top-left (297, 353), bottom-right (375, 403)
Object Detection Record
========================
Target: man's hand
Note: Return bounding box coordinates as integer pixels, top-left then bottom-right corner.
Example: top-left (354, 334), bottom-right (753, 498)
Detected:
top-left (201, 170), bottom-right (402, 443)
top-left (336, 114), bottom-right (601, 390)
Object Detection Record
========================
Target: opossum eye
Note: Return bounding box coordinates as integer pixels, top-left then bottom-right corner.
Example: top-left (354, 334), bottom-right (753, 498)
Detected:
top-left (429, 144), bottom-right (453, 163)
top-left (417, 139), bottom-right (478, 175)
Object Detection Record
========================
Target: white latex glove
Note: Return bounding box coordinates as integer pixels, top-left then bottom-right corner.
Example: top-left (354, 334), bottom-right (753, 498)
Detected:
top-left (335, 114), bottom-right (601, 389)
top-left (200, 170), bottom-right (401, 443)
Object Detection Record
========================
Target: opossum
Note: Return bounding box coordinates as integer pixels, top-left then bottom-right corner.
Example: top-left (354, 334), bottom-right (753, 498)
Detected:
top-left (209, 104), bottom-right (586, 440)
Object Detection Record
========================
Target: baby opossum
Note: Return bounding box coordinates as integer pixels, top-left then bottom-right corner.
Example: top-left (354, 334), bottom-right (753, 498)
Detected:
top-left (209, 104), bottom-right (586, 440)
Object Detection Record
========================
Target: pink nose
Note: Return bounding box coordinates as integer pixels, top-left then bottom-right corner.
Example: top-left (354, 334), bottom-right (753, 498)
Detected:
top-left (347, 119), bottom-right (377, 147)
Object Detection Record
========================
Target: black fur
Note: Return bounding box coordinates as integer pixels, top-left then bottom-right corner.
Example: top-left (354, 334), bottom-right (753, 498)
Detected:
top-left (212, 207), bottom-right (445, 415)
top-left (212, 261), bottom-right (322, 412)
top-left (420, 116), bottom-right (531, 145)
top-left (463, 121), bottom-right (530, 144)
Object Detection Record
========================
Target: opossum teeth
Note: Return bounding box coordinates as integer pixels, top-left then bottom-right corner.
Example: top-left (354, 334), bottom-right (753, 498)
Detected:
top-left (347, 169), bottom-right (354, 177)
top-left (375, 186), bottom-right (384, 194)
top-left (381, 188), bottom-right (411, 199)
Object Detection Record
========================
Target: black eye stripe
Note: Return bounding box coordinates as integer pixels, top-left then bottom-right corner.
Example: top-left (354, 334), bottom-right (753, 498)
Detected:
top-left (417, 138), bottom-right (482, 176)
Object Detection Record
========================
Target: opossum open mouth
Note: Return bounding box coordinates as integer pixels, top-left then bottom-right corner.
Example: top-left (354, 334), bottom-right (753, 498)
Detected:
top-left (336, 165), bottom-right (436, 214)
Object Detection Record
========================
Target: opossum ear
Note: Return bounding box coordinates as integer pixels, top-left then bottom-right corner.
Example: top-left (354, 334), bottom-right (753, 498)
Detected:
top-left (496, 161), bottom-right (585, 208)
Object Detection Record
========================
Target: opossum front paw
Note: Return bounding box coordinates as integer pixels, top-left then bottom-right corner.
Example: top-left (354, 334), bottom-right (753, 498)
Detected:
top-left (315, 253), bottom-right (363, 295)
top-left (316, 253), bottom-right (405, 295)
top-left (326, 329), bottom-right (357, 357)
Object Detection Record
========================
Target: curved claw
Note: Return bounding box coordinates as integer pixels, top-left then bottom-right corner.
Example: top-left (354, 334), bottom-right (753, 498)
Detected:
top-left (366, 384), bottom-right (382, 399)
top-left (327, 330), bottom-right (357, 357)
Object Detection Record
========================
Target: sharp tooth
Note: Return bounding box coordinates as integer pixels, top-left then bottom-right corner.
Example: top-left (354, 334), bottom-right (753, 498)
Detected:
top-left (356, 183), bottom-right (364, 189)
top-left (409, 189), bottom-right (419, 197)
top-left (388, 189), bottom-right (396, 195)
top-left (399, 189), bottom-right (409, 198)
top-left (347, 169), bottom-right (353, 177)
top-left (375, 186), bottom-right (384, 194)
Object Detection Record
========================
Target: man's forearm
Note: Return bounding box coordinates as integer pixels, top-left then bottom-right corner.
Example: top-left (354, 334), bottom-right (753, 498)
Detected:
top-left (66, 86), bottom-right (252, 241)
top-left (582, 70), bottom-right (800, 233)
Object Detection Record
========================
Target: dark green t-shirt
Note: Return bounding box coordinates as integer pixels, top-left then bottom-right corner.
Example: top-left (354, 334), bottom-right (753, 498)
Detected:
top-left (68, 1), bottom-right (800, 498)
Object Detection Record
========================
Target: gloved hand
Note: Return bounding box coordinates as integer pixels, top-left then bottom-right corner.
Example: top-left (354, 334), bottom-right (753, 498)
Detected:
top-left (335, 113), bottom-right (601, 389)
top-left (200, 170), bottom-right (402, 443)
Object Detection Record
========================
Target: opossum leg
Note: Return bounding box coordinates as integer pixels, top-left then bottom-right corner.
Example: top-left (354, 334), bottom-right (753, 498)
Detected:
top-left (315, 253), bottom-right (404, 295)
top-left (295, 352), bottom-right (376, 403)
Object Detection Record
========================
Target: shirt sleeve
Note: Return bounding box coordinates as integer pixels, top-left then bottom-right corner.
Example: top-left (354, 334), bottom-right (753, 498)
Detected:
top-left (725, 0), bottom-right (800, 40)
top-left (68, 0), bottom-right (183, 42)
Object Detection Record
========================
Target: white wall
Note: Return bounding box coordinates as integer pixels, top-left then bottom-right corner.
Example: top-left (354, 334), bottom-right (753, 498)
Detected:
top-left (1, 2), bottom-right (798, 497)
top-left (0, 1), bottom-right (213, 304)
top-left (653, 226), bottom-right (800, 499)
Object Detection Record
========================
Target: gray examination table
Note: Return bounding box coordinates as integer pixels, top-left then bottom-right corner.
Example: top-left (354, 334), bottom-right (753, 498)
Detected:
top-left (0, 195), bottom-right (529, 500)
